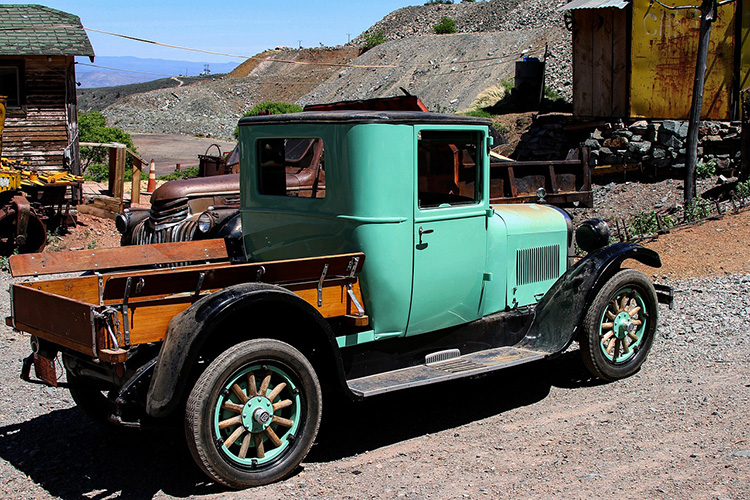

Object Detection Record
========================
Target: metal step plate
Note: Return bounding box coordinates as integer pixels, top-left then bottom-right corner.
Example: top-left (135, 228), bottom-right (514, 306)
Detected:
top-left (347, 346), bottom-right (547, 398)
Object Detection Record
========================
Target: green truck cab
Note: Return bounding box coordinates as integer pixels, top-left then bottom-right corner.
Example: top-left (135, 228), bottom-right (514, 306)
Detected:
top-left (8, 110), bottom-right (672, 489)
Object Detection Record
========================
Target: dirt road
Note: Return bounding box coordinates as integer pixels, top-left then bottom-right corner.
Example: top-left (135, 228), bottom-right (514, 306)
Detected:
top-left (1, 211), bottom-right (749, 499)
top-left (130, 133), bottom-right (236, 177)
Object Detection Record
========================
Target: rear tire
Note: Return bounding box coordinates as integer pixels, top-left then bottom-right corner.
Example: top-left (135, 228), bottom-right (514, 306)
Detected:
top-left (185, 339), bottom-right (322, 489)
top-left (580, 269), bottom-right (658, 381)
top-left (66, 371), bottom-right (113, 425)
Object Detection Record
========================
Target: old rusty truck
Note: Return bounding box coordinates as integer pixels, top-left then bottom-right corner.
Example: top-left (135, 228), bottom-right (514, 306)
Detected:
top-left (7, 110), bottom-right (672, 488)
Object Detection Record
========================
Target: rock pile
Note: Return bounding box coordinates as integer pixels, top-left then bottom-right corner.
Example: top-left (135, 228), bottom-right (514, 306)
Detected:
top-left (584, 119), bottom-right (743, 173)
top-left (512, 115), bottom-right (743, 176)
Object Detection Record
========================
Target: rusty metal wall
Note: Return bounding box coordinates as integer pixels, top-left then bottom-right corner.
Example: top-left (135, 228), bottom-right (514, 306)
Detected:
top-left (630, 0), bottom-right (736, 119)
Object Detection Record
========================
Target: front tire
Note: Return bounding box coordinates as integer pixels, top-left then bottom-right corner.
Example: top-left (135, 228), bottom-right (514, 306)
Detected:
top-left (580, 269), bottom-right (658, 381)
top-left (185, 339), bottom-right (322, 489)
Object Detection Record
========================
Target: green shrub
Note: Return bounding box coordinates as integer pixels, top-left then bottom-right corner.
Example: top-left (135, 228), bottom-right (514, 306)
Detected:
top-left (433, 16), bottom-right (457, 34)
top-left (628, 210), bottom-right (678, 237)
top-left (363, 30), bottom-right (387, 50)
top-left (158, 166), bottom-right (200, 181)
top-left (460, 109), bottom-right (493, 118)
top-left (684, 196), bottom-right (712, 222)
top-left (735, 179), bottom-right (750, 199)
top-left (696, 159), bottom-right (716, 179)
top-left (78, 110), bottom-right (137, 175)
top-left (233, 102), bottom-right (303, 140)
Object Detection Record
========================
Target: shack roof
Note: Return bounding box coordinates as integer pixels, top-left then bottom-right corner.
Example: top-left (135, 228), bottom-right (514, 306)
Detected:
top-left (558, 0), bottom-right (630, 11)
top-left (0, 4), bottom-right (94, 58)
top-left (239, 110), bottom-right (493, 128)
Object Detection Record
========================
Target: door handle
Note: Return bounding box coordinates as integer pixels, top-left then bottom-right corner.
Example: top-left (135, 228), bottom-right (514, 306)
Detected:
top-left (418, 226), bottom-right (434, 245)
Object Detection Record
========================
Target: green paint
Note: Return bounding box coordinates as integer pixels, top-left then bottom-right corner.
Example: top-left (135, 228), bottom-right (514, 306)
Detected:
top-left (214, 364), bottom-right (301, 466)
top-left (238, 113), bottom-right (569, 348)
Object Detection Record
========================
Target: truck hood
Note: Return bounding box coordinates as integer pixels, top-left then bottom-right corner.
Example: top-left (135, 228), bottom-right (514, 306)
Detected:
top-left (492, 204), bottom-right (567, 235)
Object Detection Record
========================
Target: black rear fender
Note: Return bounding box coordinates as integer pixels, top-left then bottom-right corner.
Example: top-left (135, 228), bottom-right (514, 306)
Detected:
top-left (146, 282), bottom-right (349, 418)
top-left (521, 242), bottom-right (662, 353)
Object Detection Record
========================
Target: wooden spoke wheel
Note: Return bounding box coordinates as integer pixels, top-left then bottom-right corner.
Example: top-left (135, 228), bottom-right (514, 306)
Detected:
top-left (185, 339), bottom-right (321, 489)
top-left (580, 269), bottom-right (658, 381)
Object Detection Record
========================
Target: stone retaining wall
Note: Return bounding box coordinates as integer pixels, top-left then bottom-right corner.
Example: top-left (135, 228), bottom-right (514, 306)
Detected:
top-left (514, 115), bottom-right (743, 176)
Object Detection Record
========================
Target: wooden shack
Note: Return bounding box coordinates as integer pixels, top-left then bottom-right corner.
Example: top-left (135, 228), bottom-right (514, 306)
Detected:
top-left (0, 4), bottom-right (94, 173)
top-left (563, 0), bottom-right (750, 120)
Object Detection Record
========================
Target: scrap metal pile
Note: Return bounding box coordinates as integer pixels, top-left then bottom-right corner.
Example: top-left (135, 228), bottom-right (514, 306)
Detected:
top-left (0, 157), bottom-right (83, 255)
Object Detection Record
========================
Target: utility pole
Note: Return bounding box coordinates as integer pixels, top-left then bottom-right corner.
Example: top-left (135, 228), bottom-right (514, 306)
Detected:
top-left (651, 0), bottom-right (735, 206)
top-left (684, 0), bottom-right (716, 205)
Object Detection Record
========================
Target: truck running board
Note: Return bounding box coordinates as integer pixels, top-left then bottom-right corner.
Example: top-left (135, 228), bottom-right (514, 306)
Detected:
top-left (347, 346), bottom-right (547, 398)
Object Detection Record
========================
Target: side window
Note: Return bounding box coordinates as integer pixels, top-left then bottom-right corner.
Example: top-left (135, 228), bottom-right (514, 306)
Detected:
top-left (258, 138), bottom-right (325, 198)
top-left (418, 130), bottom-right (481, 208)
top-left (0, 65), bottom-right (22, 108)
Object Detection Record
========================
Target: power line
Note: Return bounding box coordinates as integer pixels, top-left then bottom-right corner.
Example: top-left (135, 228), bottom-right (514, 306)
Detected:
top-left (83, 27), bottom-right (398, 69)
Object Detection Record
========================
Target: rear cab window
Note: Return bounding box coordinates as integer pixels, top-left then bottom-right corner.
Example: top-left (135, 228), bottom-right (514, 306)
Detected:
top-left (258, 137), bottom-right (325, 198)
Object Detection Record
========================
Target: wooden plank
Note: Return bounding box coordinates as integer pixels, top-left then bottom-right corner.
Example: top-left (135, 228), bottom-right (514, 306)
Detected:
top-left (19, 274), bottom-right (101, 304)
top-left (592, 10), bottom-right (614, 117)
top-left (77, 204), bottom-right (119, 220)
top-left (611, 9), bottom-right (629, 116)
top-left (573, 11), bottom-right (594, 117)
top-left (11, 285), bottom-right (96, 356)
top-left (101, 252), bottom-right (365, 300)
top-left (9, 239), bottom-right (230, 277)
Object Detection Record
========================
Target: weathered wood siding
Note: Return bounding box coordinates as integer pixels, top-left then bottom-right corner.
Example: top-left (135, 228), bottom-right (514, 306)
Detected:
top-left (572, 8), bottom-right (630, 118)
top-left (742, 0), bottom-right (750, 102)
top-left (1, 55), bottom-right (78, 171)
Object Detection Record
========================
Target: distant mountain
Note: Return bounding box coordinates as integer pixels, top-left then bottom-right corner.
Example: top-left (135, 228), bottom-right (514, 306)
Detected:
top-left (75, 56), bottom-right (238, 88)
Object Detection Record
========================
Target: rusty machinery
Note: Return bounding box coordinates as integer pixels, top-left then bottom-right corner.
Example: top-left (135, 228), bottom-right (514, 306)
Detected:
top-left (0, 97), bottom-right (82, 255)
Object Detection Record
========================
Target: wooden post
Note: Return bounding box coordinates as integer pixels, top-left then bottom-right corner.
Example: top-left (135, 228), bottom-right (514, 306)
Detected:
top-left (110, 145), bottom-right (126, 201)
top-left (131, 156), bottom-right (142, 205)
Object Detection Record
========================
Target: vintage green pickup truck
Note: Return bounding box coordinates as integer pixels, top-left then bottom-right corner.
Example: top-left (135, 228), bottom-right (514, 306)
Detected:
top-left (7, 110), bottom-right (671, 488)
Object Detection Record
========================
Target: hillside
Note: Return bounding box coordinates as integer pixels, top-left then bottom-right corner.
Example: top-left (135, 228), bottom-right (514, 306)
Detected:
top-left (80, 0), bottom-right (571, 140)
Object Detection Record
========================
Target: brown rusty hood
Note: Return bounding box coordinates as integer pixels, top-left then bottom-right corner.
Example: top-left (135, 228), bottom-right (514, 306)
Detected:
top-left (151, 174), bottom-right (240, 203)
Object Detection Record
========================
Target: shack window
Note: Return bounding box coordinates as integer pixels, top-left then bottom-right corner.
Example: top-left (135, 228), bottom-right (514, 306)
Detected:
top-left (418, 130), bottom-right (481, 208)
top-left (0, 66), bottom-right (21, 107)
top-left (257, 138), bottom-right (325, 198)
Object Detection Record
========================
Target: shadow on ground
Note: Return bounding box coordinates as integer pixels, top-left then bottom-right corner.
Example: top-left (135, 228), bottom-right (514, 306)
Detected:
top-left (0, 350), bottom-right (600, 498)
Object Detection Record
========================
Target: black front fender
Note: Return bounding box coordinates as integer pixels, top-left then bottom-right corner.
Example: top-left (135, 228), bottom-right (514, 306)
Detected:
top-left (521, 242), bottom-right (662, 354)
top-left (145, 282), bottom-right (345, 418)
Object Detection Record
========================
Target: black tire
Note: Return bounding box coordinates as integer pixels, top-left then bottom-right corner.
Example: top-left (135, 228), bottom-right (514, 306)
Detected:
top-left (185, 339), bottom-right (322, 489)
top-left (66, 371), bottom-right (113, 425)
top-left (580, 269), bottom-right (658, 381)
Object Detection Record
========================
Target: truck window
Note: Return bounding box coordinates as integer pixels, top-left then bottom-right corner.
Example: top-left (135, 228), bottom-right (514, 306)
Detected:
top-left (417, 131), bottom-right (480, 208)
top-left (258, 138), bottom-right (326, 198)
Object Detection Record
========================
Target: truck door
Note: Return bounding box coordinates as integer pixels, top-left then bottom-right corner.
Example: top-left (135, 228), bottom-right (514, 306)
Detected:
top-left (407, 128), bottom-right (488, 337)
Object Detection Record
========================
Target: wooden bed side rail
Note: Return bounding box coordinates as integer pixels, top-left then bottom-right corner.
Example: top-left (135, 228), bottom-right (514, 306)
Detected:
top-left (9, 239), bottom-right (230, 277)
top-left (101, 252), bottom-right (366, 301)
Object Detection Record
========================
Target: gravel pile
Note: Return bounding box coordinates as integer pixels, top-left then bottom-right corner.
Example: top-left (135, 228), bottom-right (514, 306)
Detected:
top-left (89, 0), bottom-right (573, 139)
top-left (352, 0), bottom-right (567, 43)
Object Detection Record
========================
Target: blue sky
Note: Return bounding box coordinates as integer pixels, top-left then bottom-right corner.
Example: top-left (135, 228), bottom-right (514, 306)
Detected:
top-left (3, 1), bottom-right (419, 63)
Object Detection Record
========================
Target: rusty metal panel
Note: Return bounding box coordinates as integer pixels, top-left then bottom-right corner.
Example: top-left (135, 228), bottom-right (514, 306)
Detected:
top-left (631, 0), bottom-right (736, 119)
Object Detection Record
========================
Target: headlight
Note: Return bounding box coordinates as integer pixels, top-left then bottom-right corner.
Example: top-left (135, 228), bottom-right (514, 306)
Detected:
top-left (197, 212), bottom-right (215, 234)
top-left (576, 218), bottom-right (610, 253)
top-left (115, 213), bottom-right (130, 234)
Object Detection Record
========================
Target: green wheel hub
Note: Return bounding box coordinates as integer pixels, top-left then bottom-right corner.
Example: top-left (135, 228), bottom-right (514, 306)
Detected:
top-left (213, 364), bottom-right (302, 466)
top-left (598, 287), bottom-right (647, 364)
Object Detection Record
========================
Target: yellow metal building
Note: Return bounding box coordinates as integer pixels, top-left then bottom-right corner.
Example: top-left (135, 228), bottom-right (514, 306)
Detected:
top-left (564, 0), bottom-right (749, 120)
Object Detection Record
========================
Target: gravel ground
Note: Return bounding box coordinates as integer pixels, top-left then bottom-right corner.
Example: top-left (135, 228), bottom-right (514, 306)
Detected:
top-left (1, 212), bottom-right (749, 498)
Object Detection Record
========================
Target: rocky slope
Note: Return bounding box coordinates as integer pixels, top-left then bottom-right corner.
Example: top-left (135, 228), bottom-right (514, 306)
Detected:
top-left (84, 0), bottom-right (573, 140)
